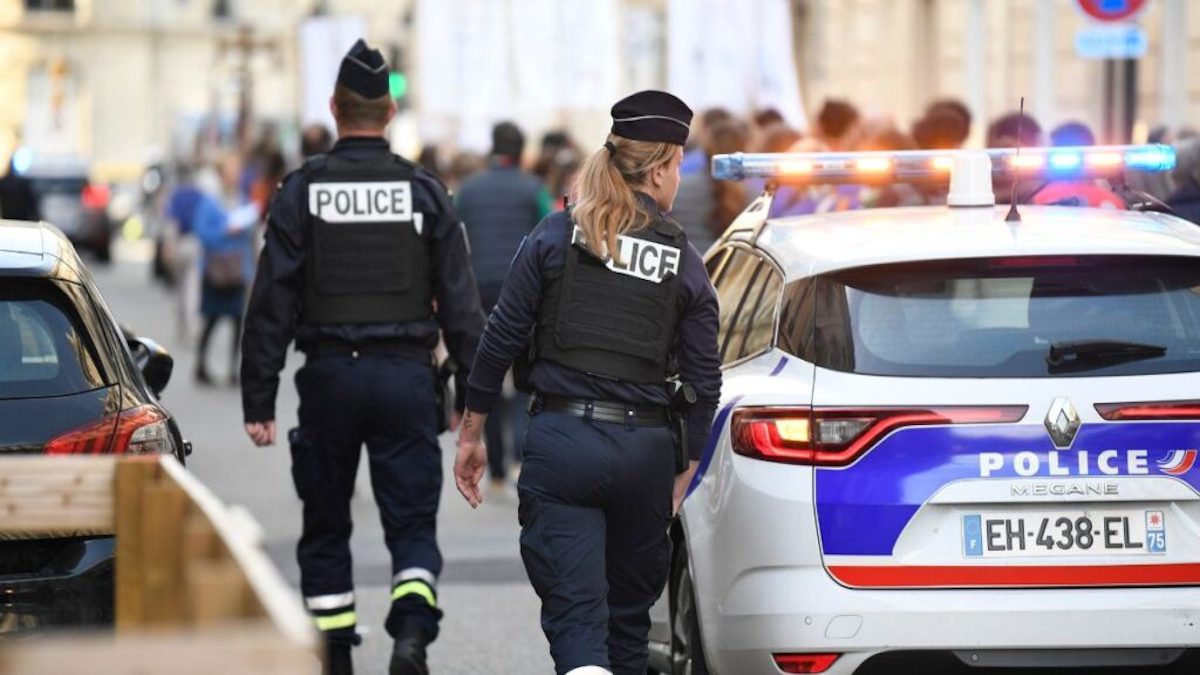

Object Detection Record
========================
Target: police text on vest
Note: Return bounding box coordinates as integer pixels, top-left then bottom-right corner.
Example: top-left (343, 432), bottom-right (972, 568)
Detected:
top-left (309, 181), bottom-right (413, 223)
top-left (572, 227), bottom-right (681, 283)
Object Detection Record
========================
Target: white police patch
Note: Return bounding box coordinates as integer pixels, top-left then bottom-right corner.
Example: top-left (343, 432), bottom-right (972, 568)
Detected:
top-left (309, 181), bottom-right (413, 223)
top-left (572, 227), bottom-right (681, 283)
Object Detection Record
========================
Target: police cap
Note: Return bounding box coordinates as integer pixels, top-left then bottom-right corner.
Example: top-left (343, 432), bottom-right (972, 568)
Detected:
top-left (337, 39), bottom-right (389, 99)
top-left (610, 90), bottom-right (693, 146)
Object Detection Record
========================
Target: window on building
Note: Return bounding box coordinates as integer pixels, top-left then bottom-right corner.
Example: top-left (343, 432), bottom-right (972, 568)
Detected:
top-left (24, 0), bottom-right (75, 11)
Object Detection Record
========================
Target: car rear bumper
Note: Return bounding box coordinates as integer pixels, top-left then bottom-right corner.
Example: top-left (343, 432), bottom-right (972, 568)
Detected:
top-left (706, 565), bottom-right (1200, 673)
top-left (0, 536), bottom-right (114, 635)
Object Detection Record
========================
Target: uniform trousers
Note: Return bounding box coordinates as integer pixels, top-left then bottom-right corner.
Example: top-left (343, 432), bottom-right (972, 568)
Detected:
top-left (290, 352), bottom-right (444, 646)
top-left (517, 409), bottom-right (675, 675)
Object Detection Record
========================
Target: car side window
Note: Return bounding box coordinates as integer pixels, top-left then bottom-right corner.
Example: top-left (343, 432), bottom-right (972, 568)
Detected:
top-left (712, 248), bottom-right (764, 366)
top-left (733, 266), bottom-right (783, 361)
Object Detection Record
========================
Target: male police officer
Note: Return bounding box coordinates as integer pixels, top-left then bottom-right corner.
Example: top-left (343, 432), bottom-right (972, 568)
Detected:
top-left (241, 40), bottom-right (484, 675)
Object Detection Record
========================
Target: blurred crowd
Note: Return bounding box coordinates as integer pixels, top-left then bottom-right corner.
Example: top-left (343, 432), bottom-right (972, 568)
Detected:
top-left (146, 98), bottom-right (1200, 394)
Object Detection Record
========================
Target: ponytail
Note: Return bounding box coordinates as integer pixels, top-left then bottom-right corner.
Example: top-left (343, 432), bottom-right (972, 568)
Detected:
top-left (570, 134), bottom-right (677, 261)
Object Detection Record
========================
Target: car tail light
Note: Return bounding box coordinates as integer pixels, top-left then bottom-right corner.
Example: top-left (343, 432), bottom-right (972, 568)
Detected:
top-left (1095, 400), bottom-right (1200, 421)
top-left (773, 653), bottom-right (840, 674)
top-left (732, 406), bottom-right (1028, 466)
top-left (81, 183), bottom-right (111, 210)
top-left (45, 405), bottom-right (171, 455)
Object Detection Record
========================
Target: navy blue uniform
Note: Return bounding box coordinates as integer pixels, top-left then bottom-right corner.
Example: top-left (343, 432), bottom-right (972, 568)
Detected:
top-left (241, 137), bottom-right (484, 647)
top-left (467, 194), bottom-right (721, 674)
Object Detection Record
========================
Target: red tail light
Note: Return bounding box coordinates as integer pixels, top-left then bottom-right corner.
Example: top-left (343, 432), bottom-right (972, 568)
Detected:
top-left (45, 405), bottom-right (170, 455)
top-left (773, 653), bottom-right (840, 674)
top-left (81, 183), bottom-right (111, 210)
top-left (732, 406), bottom-right (1028, 466)
top-left (1096, 400), bottom-right (1200, 421)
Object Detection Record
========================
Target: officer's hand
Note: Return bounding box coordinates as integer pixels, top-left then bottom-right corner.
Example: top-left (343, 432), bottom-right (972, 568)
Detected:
top-left (673, 460), bottom-right (699, 516)
top-left (453, 411), bottom-right (488, 508)
top-left (245, 421), bottom-right (276, 447)
top-left (449, 410), bottom-right (463, 432)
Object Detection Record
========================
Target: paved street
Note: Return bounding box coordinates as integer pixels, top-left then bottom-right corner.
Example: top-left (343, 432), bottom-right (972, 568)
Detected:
top-left (90, 247), bottom-right (553, 674)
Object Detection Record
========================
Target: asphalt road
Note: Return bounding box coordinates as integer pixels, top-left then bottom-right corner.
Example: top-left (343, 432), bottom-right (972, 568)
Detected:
top-left (90, 248), bottom-right (553, 674)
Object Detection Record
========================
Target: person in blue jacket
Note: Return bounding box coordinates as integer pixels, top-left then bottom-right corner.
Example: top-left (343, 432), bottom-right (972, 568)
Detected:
top-left (453, 90), bottom-right (722, 675)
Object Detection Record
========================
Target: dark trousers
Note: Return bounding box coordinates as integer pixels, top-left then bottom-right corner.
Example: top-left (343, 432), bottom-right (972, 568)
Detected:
top-left (290, 353), bottom-right (443, 646)
top-left (517, 410), bottom-right (675, 675)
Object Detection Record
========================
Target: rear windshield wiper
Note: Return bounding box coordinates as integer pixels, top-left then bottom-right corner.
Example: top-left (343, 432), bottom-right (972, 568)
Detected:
top-left (1047, 340), bottom-right (1167, 372)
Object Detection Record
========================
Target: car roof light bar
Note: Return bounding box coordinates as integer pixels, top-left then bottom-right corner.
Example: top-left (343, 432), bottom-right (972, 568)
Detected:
top-left (711, 144), bottom-right (1176, 184)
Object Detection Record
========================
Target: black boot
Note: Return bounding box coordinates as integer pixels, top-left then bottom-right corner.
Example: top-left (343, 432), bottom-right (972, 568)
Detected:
top-left (325, 642), bottom-right (353, 675)
top-left (389, 620), bottom-right (429, 675)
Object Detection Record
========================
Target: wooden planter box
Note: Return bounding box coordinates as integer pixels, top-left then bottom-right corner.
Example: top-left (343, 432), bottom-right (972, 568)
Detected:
top-left (0, 456), bottom-right (317, 674)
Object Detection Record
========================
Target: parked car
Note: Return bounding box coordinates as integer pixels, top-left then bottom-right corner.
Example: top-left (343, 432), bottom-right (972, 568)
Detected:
top-left (0, 218), bottom-right (187, 634)
top-left (23, 156), bottom-right (114, 262)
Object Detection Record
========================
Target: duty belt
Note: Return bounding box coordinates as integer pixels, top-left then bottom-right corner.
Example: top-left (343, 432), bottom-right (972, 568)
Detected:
top-left (534, 393), bottom-right (668, 427)
top-left (304, 339), bottom-right (428, 361)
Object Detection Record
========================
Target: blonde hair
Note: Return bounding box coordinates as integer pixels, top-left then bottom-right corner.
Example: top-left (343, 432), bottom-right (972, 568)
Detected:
top-left (570, 134), bottom-right (678, 260)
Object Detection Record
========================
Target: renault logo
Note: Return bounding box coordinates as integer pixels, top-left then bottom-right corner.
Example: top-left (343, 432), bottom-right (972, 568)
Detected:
top-left (1045, 397), bottom-right (1082, 449)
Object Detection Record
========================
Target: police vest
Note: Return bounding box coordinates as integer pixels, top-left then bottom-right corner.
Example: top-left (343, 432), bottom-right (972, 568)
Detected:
top-left (300, 153), bottom-right (432, 325)
top-left (535, 216), bottom-right (685, 384)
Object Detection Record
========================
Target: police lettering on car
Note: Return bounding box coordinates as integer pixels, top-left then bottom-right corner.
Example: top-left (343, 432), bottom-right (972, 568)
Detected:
top-left (453, 90), bottom-right (722, 675)
top-left (239, 39), bottom-right (484, 675)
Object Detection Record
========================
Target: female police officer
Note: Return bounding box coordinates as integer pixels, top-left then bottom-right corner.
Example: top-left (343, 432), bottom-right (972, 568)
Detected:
top-left (453, 91), bottom-right (721, 675)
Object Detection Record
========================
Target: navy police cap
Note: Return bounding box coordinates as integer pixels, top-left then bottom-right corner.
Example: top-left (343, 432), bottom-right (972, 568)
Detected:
top-left (337, 39), bottom-right (389, 99)
top-left (610, 90), bottom-right (693, 146)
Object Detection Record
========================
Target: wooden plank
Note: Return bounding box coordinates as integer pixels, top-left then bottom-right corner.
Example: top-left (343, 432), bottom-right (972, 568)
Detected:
top-left (159, 457), bottom-right (314, 644)
top-left (0, 456), bottom-right (115, 536)
top-left (114, 457), bottom-right (161, 631)
top-left (139, 481), bottom-right (187, 626)
top-left (0, 625), bottom-right (320, 675)
top-left (186, 558), bottom-right (249, 626)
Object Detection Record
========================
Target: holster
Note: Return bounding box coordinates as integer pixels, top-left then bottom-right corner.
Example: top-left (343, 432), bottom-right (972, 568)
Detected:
top-left (668, 381), bottom-right (698, 475)
top-left (433, 359), bottom-right (458, 433)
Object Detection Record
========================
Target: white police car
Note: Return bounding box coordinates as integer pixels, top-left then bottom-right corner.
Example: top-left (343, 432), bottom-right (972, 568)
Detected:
top-left (647, 145), bottom-right (1200, 674)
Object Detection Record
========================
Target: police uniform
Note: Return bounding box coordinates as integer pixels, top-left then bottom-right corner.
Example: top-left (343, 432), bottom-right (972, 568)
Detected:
top-left (465, 91), bottom-right (721, 675)
top-left (240, 40), bottom-right (484, 675)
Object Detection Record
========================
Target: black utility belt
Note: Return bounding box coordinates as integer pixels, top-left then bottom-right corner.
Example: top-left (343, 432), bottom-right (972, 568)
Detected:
top-left (304, 339), bottom-right (429, 361)
top-left (534, 393), bottom-right (668, 427)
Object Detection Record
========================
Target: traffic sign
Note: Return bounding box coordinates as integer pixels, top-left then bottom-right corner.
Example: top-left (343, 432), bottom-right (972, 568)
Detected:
top-left (1076, 0), bottom-right (1149, 23)
top-left (1074, 23), bottom-right (1148, 58)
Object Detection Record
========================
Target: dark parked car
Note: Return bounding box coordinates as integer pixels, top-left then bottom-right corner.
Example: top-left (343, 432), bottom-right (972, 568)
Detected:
top-left (25, 158), bottom-right (114, 262)
top-left (0, 219), bottom-right (186, 634)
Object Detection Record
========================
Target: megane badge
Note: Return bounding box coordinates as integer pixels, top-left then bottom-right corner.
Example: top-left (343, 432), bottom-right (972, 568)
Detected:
top-left (1045, 397), bottom-right (1081, 449)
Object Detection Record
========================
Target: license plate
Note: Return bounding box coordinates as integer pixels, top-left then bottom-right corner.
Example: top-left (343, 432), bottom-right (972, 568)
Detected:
top-left (963, 510), bottom-right (1166, 558)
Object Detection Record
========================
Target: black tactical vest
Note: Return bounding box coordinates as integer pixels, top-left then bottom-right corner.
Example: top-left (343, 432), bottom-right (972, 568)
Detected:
top-left (300, 154), bottom-right (432, 325)
top-left (535, 215), bottom-right (686, 384)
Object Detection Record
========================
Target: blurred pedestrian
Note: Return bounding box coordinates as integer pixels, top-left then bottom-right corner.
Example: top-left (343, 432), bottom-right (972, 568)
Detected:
top-left (1035, 121), bottom-right (1124, 209)
top-left (194, 153), bottom-right (258, 385)
top-left (671, 118), bottom-right (751, 251)
top-left (815, 99), bottom-right (862, 151)
top-left (1167, 138), bottom-right (1200, 224)
top-left (988, 111), bottom-right (1044, 204)
top-left (301, 124), bottom-right (335, 158)
top-left (164, 163), bottom-right (205, 341)
top-left (858, 127), bottom-right (925, 208)
top-left (239, 40), bottom-right (484, 675)
top-left (681, 107), bottom-right (732, 175)
top-left (454, 89), bottom-right (721, 675)
top-left (455, 121), bottom-right (551, 492)
top-left (0, 156), bottom-right (38, 221)
top-left (912, 105), bottom-right (971, 150)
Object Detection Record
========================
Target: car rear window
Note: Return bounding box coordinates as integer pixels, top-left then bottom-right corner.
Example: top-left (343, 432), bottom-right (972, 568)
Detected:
top-left (0, 282), bottom-right (105, 398)
top-left (796, 255), bottom-right (1200, 378)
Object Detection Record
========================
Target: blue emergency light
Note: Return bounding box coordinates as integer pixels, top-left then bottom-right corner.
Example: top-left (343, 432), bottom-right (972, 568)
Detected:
top-left (711, 144), bottom-right (1176, 183)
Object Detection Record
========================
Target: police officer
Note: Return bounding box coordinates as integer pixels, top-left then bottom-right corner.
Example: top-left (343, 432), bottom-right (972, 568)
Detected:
top-left (240, 40), bottom-right (484, 675)
top-left (453, 91), bottom-right (721, 675)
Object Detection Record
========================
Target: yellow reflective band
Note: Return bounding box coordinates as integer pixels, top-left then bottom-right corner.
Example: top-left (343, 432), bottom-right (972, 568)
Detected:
top-left (314, 610), bottom-right (357, 631)
top-left (391, 580), bottom-right (436, 607)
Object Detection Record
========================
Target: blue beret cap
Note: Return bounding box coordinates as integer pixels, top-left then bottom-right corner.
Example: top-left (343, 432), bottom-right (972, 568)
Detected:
top-left (337, 39), bottom-right (389, 99)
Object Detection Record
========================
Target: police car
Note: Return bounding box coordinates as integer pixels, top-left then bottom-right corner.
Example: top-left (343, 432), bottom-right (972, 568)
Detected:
top-left (647, 145), bottom-right (1200, 674)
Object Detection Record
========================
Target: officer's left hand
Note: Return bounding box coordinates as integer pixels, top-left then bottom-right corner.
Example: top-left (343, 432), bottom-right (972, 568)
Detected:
top-left (673, 460), bottom-right (699, 516)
